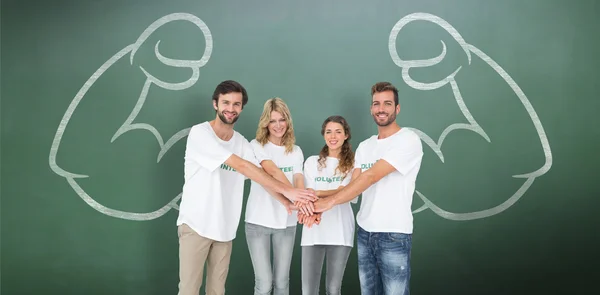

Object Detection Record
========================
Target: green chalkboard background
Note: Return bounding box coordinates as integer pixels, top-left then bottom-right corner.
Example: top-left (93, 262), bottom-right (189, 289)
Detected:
top-left (2, 0), bottom-right (599, 294)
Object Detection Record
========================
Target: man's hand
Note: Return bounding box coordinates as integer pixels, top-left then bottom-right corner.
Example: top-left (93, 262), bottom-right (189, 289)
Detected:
top-left (283, 201), bottom-right (298, 215)
top-left (313, 197), bottom-right (335, 213)
top-left (284, 187), bottom-right (317, 203)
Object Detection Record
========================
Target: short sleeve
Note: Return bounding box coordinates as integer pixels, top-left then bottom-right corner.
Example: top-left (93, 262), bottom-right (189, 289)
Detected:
top-left (354, 143), bottom-right (363, 169)
top-left (293, 146), bottom-right (304, 175)
top-left (341, 169), bottom-right (359, 204)
top-left (381, 132), bottom-right (424, 175)
top-left (243, 140), bottom-right (261, 168)
top-left (185, 125), bottom-right (232, 172)
top-left (303, 158), bottom-right (315, 189)
top-left (241, 140), bottom-right (260, 180)
top-left (250, 139), bottom-right (271, 163)
top-left (341, 169), bottom-right (352, 186)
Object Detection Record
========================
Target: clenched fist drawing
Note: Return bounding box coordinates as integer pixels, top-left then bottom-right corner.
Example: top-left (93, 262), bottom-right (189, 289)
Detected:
top-left (389, 13), bottom-right (553, 220)
top-left (49, 12), bottom-right (552, 223)
top-left (49, 13), bottom-right (212, 221)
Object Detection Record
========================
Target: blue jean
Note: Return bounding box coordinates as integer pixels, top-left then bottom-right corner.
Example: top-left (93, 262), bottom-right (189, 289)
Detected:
top-left (357, 226), bottom-right (412, 295)
top-left (245, 222), bottom-right (297, 295)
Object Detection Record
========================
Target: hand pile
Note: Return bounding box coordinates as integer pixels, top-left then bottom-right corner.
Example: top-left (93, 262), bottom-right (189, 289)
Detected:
top-left (294, 188), bottom-right (322, 228)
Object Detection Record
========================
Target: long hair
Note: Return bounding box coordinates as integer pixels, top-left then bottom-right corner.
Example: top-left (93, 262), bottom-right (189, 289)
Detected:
top-left (317, 115), bottom-right (354, 178)
top-left (256, 97), bottom-right (296, 154)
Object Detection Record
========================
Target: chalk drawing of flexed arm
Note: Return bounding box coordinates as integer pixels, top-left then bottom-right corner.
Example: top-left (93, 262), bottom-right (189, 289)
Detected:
top-left (388, 13), bottom-right (553, 220)
top-left (49, 13), bottom-right (212, 221)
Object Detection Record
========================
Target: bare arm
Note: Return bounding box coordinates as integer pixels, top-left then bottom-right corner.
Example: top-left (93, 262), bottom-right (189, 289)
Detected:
top-left (259, 160), bottom-right (302, 214)
top-left (263, 186), bottom-right (297, 215)
top-left (259, 160), bottom-right (295, 203)
top-left (316, 168), bottom-right (361, 198)
top-left (267, 189), bottom-right (293, 206)
top-left (261, 160), bottom-right (294, 187)
top-left (316, 184), bottom-right (349, 198)
top-left (314, 162), bottom-right (395, 212)
top-left (293, 173), bottom-right (305, 189)
top-left (224, 154), bottom-right (315, 202)
top-left (261, 160), bottom-right (313, 215)
top-left (315, 187), bottom-right (343, 198)
top-left (292, 173), bottom-right (314, 215)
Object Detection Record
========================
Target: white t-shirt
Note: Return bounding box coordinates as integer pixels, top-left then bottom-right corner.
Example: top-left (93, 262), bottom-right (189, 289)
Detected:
top-left (245, 140), bottom-right (304, 229)
top-left (354, 128), bottom-right (423, 234)
top-left (300, 156), bottom-right (356, 247)
top-left (176, 121), bottom-right (259, 242)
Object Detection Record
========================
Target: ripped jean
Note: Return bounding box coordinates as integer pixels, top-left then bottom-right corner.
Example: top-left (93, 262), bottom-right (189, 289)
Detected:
top-left (357, 225), bottom-right (412, 295)
top-left (245, 222), bottom-right (297, 295)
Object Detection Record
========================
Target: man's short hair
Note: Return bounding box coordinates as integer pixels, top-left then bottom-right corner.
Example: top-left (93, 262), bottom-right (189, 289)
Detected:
top-left (212, 80), bottom-right (248, 108)
top-left (371, 82), bottom-right (399, 106)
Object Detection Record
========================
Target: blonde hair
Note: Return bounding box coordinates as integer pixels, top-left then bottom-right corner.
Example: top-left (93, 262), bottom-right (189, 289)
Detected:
top-left (256, 97), bottom-right (296, 154)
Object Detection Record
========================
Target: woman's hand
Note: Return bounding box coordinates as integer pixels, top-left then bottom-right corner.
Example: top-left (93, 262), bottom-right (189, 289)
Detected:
top-left (294, 200), bottom-right (315, 216)
top-left (303, 213), bottom-right (322, 228)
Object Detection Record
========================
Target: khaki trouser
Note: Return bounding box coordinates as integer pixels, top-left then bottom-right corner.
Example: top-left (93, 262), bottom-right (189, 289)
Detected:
top-left (178, 224), bottom-right (233, 295)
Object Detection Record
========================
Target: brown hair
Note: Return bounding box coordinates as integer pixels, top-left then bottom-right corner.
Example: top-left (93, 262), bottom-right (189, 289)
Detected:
top-left (371, 81), bottom-right (399, 105)
top-left (212, 80), bottom-right (248, 107)
top-left (317, 115), bottom-right (354, 178)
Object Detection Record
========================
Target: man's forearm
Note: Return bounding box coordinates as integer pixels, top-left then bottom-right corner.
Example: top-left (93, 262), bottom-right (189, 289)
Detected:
top-left (294, 174), bottom-right (305, 190)
top-left (265, 187), bottom-right (292, 206)
top-left (317, 187), bottom-right (343, 198)
top-left (264, 169), bottom-right (293, 205)
top-left (269, 167), bottom-right (293, 189)
top-left (263, 161), bottom-right (297, 201)
top-left (226, 154), bottom-right (315, 203)
top-left (332, 172), bottom-right (374, 205)
top-left (236, 160), bottom-right (289, 195)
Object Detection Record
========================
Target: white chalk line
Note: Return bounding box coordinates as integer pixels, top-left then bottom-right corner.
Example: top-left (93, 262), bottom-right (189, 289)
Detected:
top-left (49, 13), bottom-right (212, 221)
top-left (50, 11), bottom-right (553, 222)
top-left (390, 13), bottom-right (553, 220)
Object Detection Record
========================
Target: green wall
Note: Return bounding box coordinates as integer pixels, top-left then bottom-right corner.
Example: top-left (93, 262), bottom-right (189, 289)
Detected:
top-left (2, 0), bottom-right (599, 294)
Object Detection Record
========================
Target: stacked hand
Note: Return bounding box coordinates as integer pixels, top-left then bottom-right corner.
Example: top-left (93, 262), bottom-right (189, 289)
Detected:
top-left (282, 187), bottom-right (317, 215)
top-left (295, 188), bottom-right (329, 228)
top-left (297, 211), bottom-right (321, 228)
top-left (312, 197), bottom-right (335, 213)
top-left (282, 188), bottom-right (336, 227)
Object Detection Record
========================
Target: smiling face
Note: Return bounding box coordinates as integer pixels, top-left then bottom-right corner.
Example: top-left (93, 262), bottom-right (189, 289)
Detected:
top-left (323, 122), bottom-right (347, 151)
top-left (214, 92), bottom-right (243, 124)
top-left (268, 111), bottom-right (288, 140)
top-left (371, 90), bottom-right (400, 127)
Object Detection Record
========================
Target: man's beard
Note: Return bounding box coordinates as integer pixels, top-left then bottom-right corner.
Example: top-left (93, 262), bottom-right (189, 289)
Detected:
top-left (372, 112), bottom-right (396, 127)
top-left (218, 111), bottom-right (239, 125)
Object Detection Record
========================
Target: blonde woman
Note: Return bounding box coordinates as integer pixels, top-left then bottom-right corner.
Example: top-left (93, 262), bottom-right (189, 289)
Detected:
top-left (244, 97), bottom-right (311, 295)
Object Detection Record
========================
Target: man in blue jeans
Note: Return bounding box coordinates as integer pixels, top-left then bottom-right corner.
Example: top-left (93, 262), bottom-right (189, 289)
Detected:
top-left (314, 81), bottom-right (424, 294)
